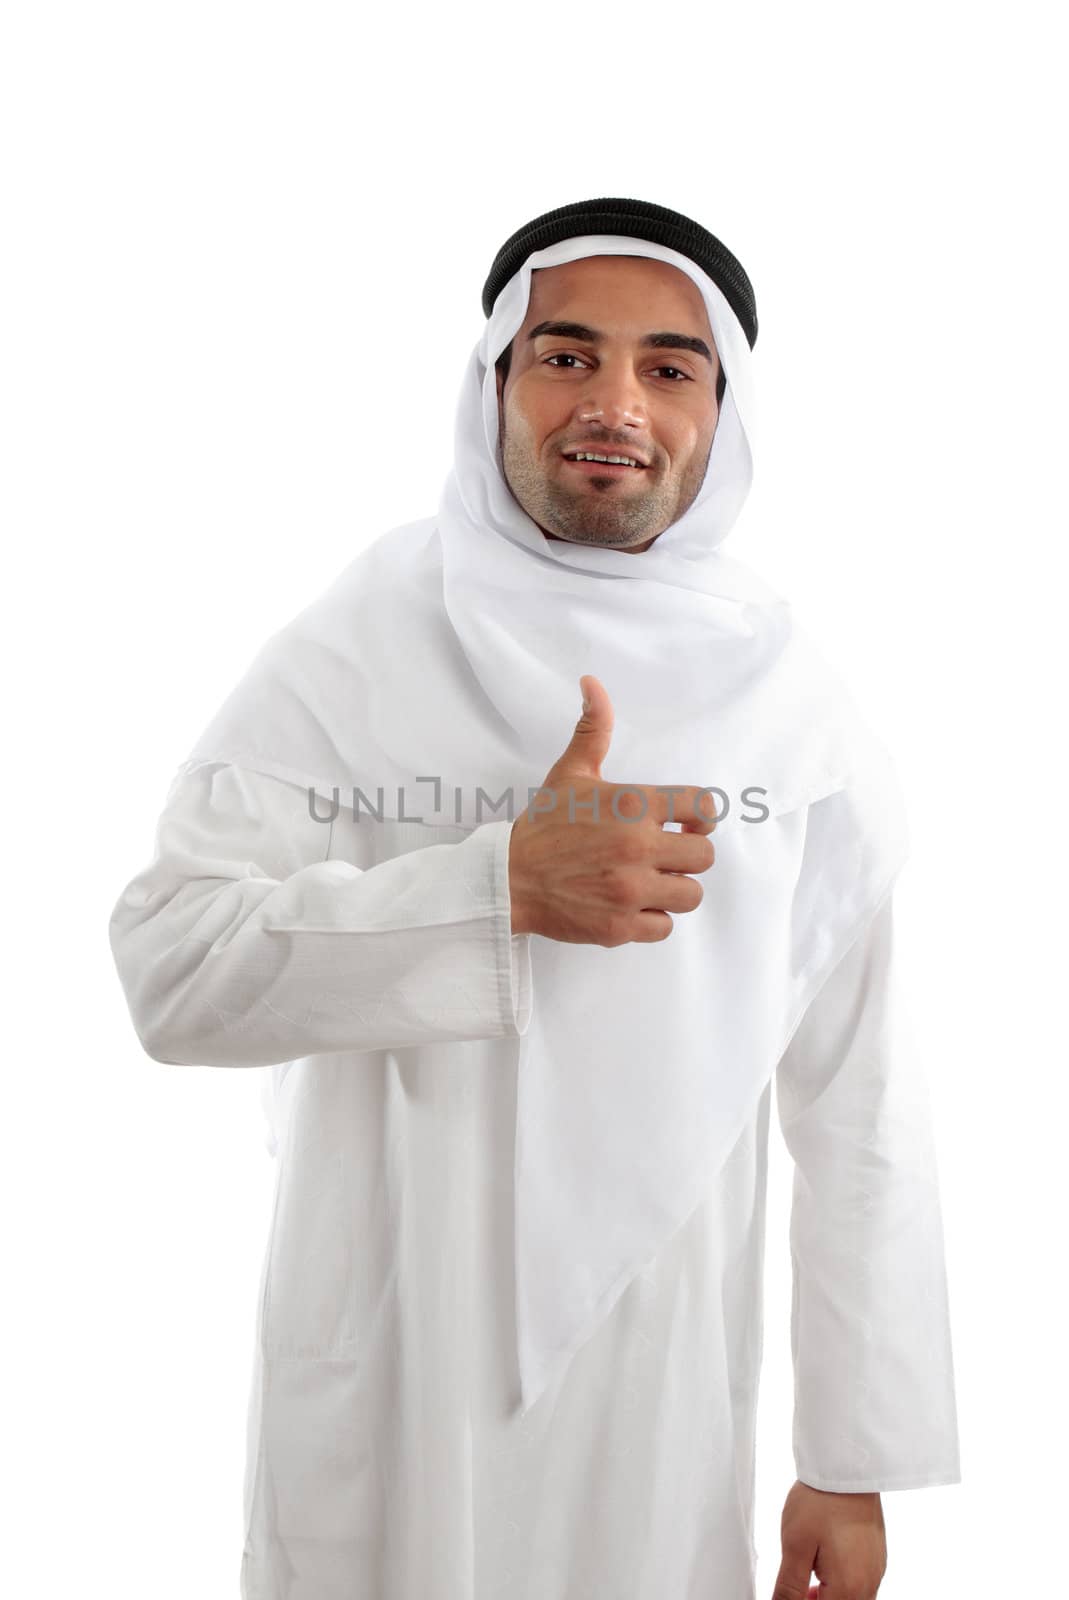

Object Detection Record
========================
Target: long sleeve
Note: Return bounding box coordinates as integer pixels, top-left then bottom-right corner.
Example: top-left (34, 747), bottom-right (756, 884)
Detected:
top-left (775, 888), bottom-right (962, 1493)
top-left (108, 760), bottom-right (533, 1068)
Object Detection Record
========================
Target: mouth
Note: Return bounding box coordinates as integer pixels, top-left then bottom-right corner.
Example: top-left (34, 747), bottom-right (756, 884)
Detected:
top-left (560, 452), bottom-right (649, 479)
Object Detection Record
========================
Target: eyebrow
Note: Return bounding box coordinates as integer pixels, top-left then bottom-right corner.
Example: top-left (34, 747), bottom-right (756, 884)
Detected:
top-left (526, 319), bottom-right (714, 364)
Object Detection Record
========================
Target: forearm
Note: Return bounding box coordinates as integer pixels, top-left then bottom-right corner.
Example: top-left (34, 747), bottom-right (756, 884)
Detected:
top-left (777, 892), bottom-right (961, 1492)
top-left (109, 761), bottom-right (532, 1067)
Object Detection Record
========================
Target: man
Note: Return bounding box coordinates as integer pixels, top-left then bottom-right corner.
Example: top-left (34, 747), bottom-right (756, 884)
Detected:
top-left (109, 197), bottom-right (960, 1599)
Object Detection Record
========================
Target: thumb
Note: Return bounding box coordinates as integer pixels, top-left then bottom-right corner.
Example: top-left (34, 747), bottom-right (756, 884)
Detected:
top-left (544, 674), bottom-right (614, 784)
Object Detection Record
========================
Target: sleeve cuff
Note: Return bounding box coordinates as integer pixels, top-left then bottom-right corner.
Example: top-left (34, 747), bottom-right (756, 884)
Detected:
top-left (479, 817), bottom-right (533, 1037)
top-left (795, 1465), bottom-right (962, 1494)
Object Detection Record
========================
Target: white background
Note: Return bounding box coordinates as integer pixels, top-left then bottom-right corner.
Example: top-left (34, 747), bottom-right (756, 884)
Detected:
top-left (4, 2), bottom-right (1066, 1594)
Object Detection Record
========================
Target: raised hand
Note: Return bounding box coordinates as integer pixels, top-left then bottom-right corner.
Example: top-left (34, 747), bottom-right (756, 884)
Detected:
top-left (507, 673), bottom-right (718, 944)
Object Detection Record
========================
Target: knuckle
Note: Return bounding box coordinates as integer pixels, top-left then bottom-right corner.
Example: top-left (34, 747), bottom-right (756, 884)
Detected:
top-left (600, 913), bottom-right (630, 947)
top-left (612, 787), bottom-right (647, 821)
top-left (605, 868), bottom-right (636, 907)
top-left (841, 1569), bottom-right (881, 1598)
top-left (616, 829), bottom-right (648, 865)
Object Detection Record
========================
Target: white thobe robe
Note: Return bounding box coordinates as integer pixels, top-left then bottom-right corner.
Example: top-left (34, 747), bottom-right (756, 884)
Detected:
top-left (108, 759), bottom-right (961, 1600)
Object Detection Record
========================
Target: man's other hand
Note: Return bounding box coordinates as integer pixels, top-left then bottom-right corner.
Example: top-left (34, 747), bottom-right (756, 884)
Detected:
top-left (771, 1479), bottom-right (887, 1599)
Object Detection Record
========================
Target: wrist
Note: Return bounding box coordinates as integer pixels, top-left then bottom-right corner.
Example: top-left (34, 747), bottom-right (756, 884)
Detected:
top-left (509, 881), bottom-right (532, 936)
top-left (508, 821), bottom-right (533, 935)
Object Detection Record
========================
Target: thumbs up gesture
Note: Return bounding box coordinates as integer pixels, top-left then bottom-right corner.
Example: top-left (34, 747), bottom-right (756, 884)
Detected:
top-left (507, 674), bottom-right (718, 945)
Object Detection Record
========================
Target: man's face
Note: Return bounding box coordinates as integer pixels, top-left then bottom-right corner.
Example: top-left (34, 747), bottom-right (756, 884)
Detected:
top-left (495, 255), bottom-right (722, 554)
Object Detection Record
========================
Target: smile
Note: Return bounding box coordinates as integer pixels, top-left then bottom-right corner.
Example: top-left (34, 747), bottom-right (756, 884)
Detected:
top-left (561, 457), bottom-right (648, 478)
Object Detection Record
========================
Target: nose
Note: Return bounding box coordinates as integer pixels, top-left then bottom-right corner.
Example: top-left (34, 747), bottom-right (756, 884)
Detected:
top-left (576, 362), bottom-right (648, 431)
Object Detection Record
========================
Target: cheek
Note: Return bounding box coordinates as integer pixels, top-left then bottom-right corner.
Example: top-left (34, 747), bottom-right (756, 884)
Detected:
top-left (507, 390), bottom-right (555, 450)
top-left (660, 420), bottom-right (701, 470)
top-left (676, 409), bottom-right (717, 469)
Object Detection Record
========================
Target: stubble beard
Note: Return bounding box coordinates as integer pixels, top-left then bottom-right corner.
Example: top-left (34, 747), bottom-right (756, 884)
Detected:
top-left (498, 417), bottom-right (712, 550)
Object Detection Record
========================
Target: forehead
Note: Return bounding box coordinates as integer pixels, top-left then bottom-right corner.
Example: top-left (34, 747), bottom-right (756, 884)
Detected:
top-left (520, 254), bottom-right (712, 339)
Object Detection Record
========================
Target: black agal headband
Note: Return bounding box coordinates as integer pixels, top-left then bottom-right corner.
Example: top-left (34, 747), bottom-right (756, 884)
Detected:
top-left (481, 196), bottom-right (758, 349)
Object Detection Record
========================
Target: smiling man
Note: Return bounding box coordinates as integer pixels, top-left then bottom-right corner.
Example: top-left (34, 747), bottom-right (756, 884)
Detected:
top-left (109, 197), bottom-right (961, 1600)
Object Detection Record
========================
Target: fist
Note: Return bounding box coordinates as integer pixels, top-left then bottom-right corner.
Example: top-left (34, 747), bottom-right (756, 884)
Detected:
top-left (507, 674), bottom-right (718, 945)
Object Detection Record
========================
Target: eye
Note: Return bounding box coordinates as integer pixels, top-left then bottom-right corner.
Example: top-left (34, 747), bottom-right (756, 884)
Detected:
top-left (542, 354), bottom-right (692, 381)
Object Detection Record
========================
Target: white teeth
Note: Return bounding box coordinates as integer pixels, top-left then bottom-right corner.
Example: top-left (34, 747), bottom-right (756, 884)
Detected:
top-left (568, 451), bottom-right (641, 467)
